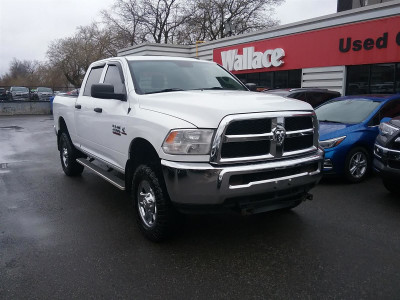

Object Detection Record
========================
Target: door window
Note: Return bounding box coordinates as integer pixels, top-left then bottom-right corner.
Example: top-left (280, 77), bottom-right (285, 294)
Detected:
top-left (83, 66), bottom-right (104, 96)
top-left (104, 65), bottom-right (125, 94)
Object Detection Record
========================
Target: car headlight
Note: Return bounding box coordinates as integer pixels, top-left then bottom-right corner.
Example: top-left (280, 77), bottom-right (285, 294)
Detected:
top-left (162, 129), bottom-right (215, 155)
top-left (379, 122), bottom-right (399, 137)
top-left (319, 136), bottom-right (346, 149)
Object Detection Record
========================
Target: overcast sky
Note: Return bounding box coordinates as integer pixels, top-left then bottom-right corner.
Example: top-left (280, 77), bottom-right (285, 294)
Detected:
top-left (0, 0), bottom-right (337, 76)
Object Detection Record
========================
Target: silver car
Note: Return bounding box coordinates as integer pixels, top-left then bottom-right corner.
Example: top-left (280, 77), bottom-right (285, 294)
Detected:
top-left (9, 86), bottom-right (29, 101)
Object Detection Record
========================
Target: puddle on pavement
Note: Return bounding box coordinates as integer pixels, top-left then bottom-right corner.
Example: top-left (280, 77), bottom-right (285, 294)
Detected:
top-left (0, 126), bottom-right (24, 130)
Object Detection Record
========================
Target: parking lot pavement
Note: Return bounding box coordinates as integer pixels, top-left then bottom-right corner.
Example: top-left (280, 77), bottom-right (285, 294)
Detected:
top-left (1, 115), bottom-right (400, 299)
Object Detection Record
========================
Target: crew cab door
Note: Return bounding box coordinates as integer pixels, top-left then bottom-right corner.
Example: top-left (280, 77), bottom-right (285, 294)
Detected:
top-left (90, 62), bottom-right (130, 170)
top-left (74, 64), bottom-right (105, 150)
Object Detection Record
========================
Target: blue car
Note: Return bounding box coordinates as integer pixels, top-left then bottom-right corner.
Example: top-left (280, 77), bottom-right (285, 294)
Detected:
top-left (315, 94), bottom-right (400, 182)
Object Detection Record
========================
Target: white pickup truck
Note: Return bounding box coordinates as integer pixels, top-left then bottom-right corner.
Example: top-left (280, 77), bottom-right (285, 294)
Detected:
top-left (53, 56), bottom-right (324, 241)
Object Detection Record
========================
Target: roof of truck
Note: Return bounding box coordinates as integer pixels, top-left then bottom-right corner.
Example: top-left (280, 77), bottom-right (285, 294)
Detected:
top-left (124, 56), bottom-right (214, 63)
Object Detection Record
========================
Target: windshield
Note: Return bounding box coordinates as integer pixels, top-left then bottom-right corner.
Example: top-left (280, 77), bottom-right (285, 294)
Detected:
top-left (128, 60), bottom-right (247, 95)
top-left (316, 99), bottom-right (381, 124)
top-left (38, 87), bottom-right (53, 93)
top-left (12, 87), bottom-right (29, 92)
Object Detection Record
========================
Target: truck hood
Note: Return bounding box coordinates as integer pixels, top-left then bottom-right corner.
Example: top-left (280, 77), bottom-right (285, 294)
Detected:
top-left (138, 90), bottom-right (312, 128)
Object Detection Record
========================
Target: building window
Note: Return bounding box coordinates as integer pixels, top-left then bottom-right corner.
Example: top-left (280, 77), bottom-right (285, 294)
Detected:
top-left (346, 65), bottom-right (369, 94)
top-left (260, 72), bottom-right (273, 88)
top-left (346, 63), bottom-right (399, 95)
top-left (288, 69), bottom-right (302, 88)
top-left (235, 69), bottom-right (302, 90)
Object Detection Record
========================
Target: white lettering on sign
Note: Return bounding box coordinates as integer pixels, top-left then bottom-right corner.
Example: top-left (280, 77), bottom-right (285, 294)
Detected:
top-left (221, 47), bottom-right (285, 71)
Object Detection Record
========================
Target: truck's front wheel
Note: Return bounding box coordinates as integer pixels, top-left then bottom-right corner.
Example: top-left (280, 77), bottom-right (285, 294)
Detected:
top-left (132, 164), bottom-right (178, 242)
top-left (59, 132), bottom-right (84, 176)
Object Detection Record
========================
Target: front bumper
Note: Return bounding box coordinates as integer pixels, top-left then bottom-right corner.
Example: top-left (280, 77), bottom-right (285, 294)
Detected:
top-left (373, 144), bottom-right (400, 177)
top-left (161, 149), bottom-right (324, 209)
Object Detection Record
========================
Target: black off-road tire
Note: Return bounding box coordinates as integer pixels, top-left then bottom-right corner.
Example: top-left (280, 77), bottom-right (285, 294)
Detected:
top-left (344, 147), bottom-right (370, 183)
top-left (383, 178), bottom-right (400, 195)
top-left (59, 132), bottom-right (84, 176)
top-left (132, 164), bottom-right (179, 242)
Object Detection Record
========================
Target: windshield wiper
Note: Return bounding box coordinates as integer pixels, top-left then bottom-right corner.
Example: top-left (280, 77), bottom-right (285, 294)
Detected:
top-left (191, 87), bottom-right (225, 90)
top-left (146, 88), bottom-right (185, 94)
top-left (319, 120), bottom-right (343, 123)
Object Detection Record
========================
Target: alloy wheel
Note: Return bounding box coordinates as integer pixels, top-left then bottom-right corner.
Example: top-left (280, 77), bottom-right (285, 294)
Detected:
top-left (349, 151), bottom-right (367, 179)
top-left (137, 180), bottom-right (157, 228)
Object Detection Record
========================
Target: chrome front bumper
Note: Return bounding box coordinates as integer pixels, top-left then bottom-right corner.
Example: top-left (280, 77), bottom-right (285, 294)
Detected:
top-left (161, 149), bottom-right (324, 206)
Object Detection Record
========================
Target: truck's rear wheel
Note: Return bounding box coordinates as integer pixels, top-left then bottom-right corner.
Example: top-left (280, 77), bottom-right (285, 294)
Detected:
top-left (132, 164), bottom-right (178, 242)
top-left (59, 132), bottom-right (84, 176)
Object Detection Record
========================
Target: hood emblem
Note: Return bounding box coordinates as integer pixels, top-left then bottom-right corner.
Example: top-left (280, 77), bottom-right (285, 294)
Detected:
top-left (272, 124), bottom-right (286, 146)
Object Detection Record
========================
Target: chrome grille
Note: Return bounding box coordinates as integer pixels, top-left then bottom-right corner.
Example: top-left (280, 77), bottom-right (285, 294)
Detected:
top-left (210, 111), bottom-right (319, 164)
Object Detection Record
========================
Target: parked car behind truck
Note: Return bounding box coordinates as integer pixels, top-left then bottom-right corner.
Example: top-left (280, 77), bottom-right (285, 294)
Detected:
top-left (35, 87), bottom-right (54, 101)
top-left (9, 86), bottom-right (29, 101)
top-left (374, 115), bottom-right (400, 195)
top-left (316, 95), bottom-right (400, 182)
top-left (0, 88), bottom-right (7, 101)
top-left (53, 56), bottom-right (324, 241)
top-left (263, 88), bottom-right (341, 108)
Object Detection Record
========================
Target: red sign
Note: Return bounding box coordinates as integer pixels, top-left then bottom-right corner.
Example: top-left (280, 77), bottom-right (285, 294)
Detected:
top-left (213, 16), bottom-right (400, 74)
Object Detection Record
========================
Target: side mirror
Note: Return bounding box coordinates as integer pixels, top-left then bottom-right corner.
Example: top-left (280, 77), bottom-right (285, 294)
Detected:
top-left (380, 117), bottom-right (391, 124)
top-left (91, 84), bottom-right (126, 101)
top-left (245, 83), bottom-right (257, 91)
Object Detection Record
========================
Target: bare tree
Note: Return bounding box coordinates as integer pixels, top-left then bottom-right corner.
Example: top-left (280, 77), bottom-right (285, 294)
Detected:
top-left (101, 0), bottom-right (148, 47)
top-left (101, 0), bottom-right (283, 47)
top-left (0, 59), bottom-right (40, 86)
top-left (47, 23), bottom-right (117, 87)
top-left (181, 0), bottom-right (284, 43)
top-left (141, 0), bottom-right (190, 43)
top-left (0, 59), bottom-right (69, 88)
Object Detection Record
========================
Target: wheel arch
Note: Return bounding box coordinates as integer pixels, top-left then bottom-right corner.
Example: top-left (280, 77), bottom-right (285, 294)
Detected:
top-left (125, 137), bottom-right (161, 193)
top-left (349, 141), bottom-right (373, 158)
top-left (57, 117), bottom-right (69, 150)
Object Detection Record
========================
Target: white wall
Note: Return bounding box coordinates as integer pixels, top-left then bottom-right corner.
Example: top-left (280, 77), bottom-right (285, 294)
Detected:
top-left (301, 66), bottom-right (346, 95)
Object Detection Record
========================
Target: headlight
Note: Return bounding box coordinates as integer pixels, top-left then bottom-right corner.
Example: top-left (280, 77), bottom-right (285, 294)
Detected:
top-left (162, 129), bottom-right (214, 155)
top-left (379, 122), bottom-right (399, 137)
top-left (319, 136), bottom-right (346, 149)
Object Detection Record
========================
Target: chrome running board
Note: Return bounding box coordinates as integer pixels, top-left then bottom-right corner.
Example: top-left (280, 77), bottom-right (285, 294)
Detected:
top-left (76, 158), bottom-right (125, 191)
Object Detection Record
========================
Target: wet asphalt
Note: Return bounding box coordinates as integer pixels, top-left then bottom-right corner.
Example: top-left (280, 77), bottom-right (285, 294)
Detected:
top-left (0, 115), bottom-right (400, 299)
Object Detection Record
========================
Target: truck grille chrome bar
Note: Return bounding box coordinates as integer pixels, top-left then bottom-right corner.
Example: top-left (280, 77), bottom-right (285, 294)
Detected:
top-left (210, 111), bottom-right (319, 164)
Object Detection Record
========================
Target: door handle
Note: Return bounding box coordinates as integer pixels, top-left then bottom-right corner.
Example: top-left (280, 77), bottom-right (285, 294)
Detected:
top-left (94, 107), bottom-right (102, 113)
top-left (75, 104), bottom-right (81, 109)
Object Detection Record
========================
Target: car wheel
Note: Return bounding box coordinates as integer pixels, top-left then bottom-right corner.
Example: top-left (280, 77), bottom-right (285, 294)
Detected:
top-left (132, 164), bottom-right (179, 242)
top-left (383, 178), bottom-right (400, 195)
top-left (59, 132), bottom-right (84, 176)
top-left (344, 147), bottom-right (369, 183)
